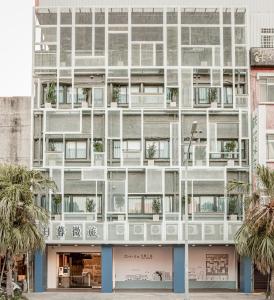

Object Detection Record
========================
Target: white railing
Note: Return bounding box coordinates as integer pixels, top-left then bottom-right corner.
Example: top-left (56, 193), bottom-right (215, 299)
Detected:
top-left (45, 152), bottom-right (64, 167)
top-left (44, 220), bottom-right (242, 244)
top-left (131, 94), bottom-right (165, 108)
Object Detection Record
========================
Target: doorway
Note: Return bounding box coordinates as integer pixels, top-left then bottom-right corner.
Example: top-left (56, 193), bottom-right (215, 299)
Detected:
top-left (57, 252), bottom-right (101, 289)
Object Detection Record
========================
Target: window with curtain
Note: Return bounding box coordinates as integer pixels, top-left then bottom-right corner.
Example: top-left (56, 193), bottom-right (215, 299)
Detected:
top-left (64, 195), bottom-right (102, 213)
top-left (65, 140), bottom-right (87, 159)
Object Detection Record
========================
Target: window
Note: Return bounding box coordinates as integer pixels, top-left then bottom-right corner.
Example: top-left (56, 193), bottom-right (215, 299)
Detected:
top-left (128, 196), bottom-right (162, 214)
top-left (210, 140), bottom-right (239, 159)
top-left (164, 196), bottom-right (178, 213)
top-left (261, 28), bottom-right (274, 48)
top-left (193, 196), bottom-right (224, 213)
top-left (194, 87), bottom-right (220, 105)
top-left (118, 86), bottom-right (128, 104)
top-left (131, 85), bottom-right (141, 94)
top-left (64, 195), bottom-right (102, 213)
top-left (113, 140), bottom-right (141, 159)
top-left (259, 78), bottom-right (274, 103)
top-left (65, 141), bottom-right (87, 159)
top-left (145, 140), bottom-right (169, 159)
top-left (267, 134), bottom-right (274, 160)
top-left (223, 86), bottom-right (233, 104)
top-left (48, 140), bottom-right (63, 152)
top-left (144, 86), bottom-right (163, 94)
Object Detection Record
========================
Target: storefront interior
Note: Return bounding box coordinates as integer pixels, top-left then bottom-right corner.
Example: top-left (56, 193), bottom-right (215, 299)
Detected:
top-left (57, 252), bottom-right (101, 289)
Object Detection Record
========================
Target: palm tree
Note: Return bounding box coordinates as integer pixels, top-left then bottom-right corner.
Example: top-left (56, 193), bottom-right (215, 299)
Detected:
top-left (0, 164), bottom-right (55, 299)
top-left (229, 165), bottom-right (274, 299)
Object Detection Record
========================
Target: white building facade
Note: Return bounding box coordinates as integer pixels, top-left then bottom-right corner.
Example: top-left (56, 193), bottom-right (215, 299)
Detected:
top-left (32, 0), bottom-right (274, 293)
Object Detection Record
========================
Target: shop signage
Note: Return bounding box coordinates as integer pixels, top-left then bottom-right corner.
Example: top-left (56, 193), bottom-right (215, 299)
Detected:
top-left (250, 48), bottom-right (274, 67)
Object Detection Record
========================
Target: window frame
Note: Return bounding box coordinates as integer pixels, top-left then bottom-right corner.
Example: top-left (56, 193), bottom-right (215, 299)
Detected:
top-left (65, 140), bottom-right (87, 160)
top-left (145, 139), bottom-right (170, 159)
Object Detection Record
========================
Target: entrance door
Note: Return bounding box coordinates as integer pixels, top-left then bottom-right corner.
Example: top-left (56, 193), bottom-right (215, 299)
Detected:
top-left (57, 252), bottom-right (101, 289)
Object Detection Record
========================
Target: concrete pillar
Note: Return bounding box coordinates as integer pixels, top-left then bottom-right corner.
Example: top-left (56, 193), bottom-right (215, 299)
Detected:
top-left (240, 256), bottom-right (253, 293)
top-left (173, 245), bottom-right (185, 293)
top-left (34, 251), bottom-right (45, 292)
top-left (101, 245), bottom-right (113, 293)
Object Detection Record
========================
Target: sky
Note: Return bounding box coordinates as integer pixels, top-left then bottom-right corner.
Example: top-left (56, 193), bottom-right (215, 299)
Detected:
top-left (0, 0), bottom-right (33, 96)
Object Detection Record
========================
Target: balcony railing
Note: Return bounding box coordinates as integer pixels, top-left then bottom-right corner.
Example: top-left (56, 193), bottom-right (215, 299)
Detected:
top-left (131, 94), bottom-right (165, 108)
top-left (44, 220), bottom-right (242, 244)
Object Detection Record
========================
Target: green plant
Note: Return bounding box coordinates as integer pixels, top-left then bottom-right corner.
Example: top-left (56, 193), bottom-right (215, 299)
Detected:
top-left (170, 88), bottom-right (178, 101)
top-left (82, 88), bottom-right (89, 102)
top-left (86, 198), bottom-right (96, 213)
top-left (208, 88), bottom-right (218, 103)
top-left (225, 141), bottom-right (237, 153)
top-left (147, 143), bottom-right (156, 159)
top-left (46, 82), bottom-right (56, 104)
top-left (112, 86), bottom-right (120, 102)
top-left (52, 194), bottom-right (62, 214)
top-left (228, 196), bottom-right (239, 215)
top-left (229, 165), bottom-right (274, 299)
top-left (152, 198), bottom-right (161, 214)
top-left (0, 164), bottom-right (55, 299)
top-left (93, 141), bottom-right (103, 152)
top-left (48, 141), bottom-right (56, 152)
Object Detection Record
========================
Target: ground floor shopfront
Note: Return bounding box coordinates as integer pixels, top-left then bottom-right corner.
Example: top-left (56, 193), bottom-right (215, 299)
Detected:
top-left (33, 245), bottom-right (253, 293)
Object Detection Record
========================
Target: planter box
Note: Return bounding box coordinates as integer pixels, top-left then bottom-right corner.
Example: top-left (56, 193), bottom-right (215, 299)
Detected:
top-left (229, 214), bottom-right (238, 221)
top-left (118, 215), bottom-right (125, 221)
top-left (82, 101), bottom-right (89, 108)
top-left (227, 159), bottom-right (235, 167)
top-left (45, 102), bottom-right (52, 108)
top-left (153, 214), bottom-right (160, 222)
top-left (170, 101), bottom-right (177, 107)
top-left (210, 102), bottom-right (218, 108)
top-left (111, 102), bottom-right (118, 108)
top-left (148, 159), bottom-right (154, 166)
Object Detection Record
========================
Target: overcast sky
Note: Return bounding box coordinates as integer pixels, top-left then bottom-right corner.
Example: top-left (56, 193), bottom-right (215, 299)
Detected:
top-left (0, 0), bottom-right (33, 96)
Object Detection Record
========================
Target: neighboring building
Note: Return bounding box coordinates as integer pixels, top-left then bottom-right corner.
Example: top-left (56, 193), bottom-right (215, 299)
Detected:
top-left (31, 0), bottom-right (273, 294)
top-left (0, 97), bottom-right (31, 166)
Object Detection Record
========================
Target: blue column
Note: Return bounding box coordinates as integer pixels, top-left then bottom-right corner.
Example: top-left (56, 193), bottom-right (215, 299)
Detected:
top-left (173, 245), bottom-right (185, 293)
top-left (101, 245), bottom-right (113, 293)
top-left (34, 251), bottom-right (45, 292)
top-left (240, 256), bottom-right (253, 293)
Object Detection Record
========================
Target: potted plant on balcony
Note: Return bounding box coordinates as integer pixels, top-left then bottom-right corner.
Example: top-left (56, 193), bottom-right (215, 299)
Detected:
top-left (115, 195), bottom-right (125, 221)
top-left (147, 143), bottom-right (156, 166)
top-left (225, 140), bottom-right (237, 167)
top-left (111, 86), bottom-right (120, 108)
top-left (46, 82), bottom-right (56, 108)
top-left (169, 88), bottom-right (178, 107)
top-left (209, 88), bottom-right (218, 108)
top-left (52, 194), bottom-right (62, 220)
top-left (86, 198), bottom-right (96, 213)
top-left (82, 88), bottom-right (89, 108)
top-left (152, 198), bottom-right (161, 221)
top-left (93, 140), bottom-right (103, 153)
top-left (228, 196), bottom-right (238, 221)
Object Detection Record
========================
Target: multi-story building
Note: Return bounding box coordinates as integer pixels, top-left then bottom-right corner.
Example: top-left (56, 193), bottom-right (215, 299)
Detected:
top-left (31, 0), bottom-right (273, 294)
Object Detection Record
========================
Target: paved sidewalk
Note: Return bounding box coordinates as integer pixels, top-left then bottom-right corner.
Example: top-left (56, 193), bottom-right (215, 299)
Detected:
top-left (26, 292), bottom-right (265, 300)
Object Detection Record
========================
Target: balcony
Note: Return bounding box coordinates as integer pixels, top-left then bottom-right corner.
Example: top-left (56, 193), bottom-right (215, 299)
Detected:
top-left (44, 220), bottom-right (242, 244)
top-left (131, 94), bottom-right (165, 108)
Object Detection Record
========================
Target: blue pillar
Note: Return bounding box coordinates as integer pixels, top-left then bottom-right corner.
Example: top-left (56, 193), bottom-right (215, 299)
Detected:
top-left (240, 256), bottom-right (253, 293)
top-left (173, 245), bottom-right (185, 293)
top-left (34, 251), bottom-right (45, 292)
top-left (101, 245), bottom-right (113, 293)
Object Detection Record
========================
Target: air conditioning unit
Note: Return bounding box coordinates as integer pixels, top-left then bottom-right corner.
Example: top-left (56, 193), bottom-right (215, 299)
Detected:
top-left (150, 224), bottom-right (161, 235)
top-left (166, 224), bottom-right (178, 236)
top-left (133, 224), bottom-right (144, 235)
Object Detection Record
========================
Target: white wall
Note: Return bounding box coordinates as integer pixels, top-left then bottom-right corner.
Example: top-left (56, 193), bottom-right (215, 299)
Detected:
top-left (189, 246), bottom-right (236, 282)
top-left (47, 245), bottom-right (101, 289)
top-left (113, 246), bottom-right (172, 282)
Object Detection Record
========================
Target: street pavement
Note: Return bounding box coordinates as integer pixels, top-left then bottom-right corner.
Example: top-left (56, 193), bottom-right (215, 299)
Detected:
top-left (26, 292), bottom-right (265, 300)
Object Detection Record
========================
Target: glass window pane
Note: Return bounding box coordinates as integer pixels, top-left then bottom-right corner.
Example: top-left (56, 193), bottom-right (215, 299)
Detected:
top-left (66, 142), bottom-right (75, 158)
top-left (76, 141), bottom-right (86, 158)
top-left (128, 197), bottom-right (142, 213)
